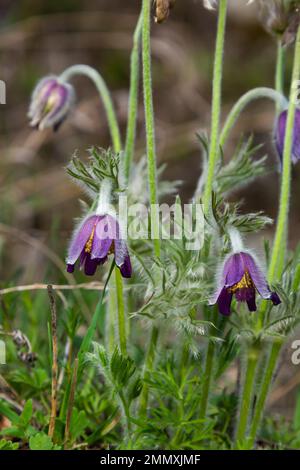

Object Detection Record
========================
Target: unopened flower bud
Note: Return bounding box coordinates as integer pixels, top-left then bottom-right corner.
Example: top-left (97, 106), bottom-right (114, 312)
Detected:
top-left (28, 76), bottom-right (75, 131)
top-left (203, 0), bottom-right (254, 11)
top-left (258, 0), bottom-right (300, 45)
top-left (203, 0), bottom-right (219, 10)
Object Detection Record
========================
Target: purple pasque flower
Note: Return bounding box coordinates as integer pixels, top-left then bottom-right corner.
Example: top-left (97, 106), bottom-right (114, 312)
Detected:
top-left (28, 76), bottom-right (75, 131)
top-left (210, 251), bottom-right (281, 316)
top-left (66, 213), bottom-right (132, 278)
top-left (275, 108), bottom-right (300, 165)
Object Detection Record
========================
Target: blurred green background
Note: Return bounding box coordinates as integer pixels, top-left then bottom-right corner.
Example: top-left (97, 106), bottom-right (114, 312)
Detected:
top-left (0, 0), bottom-right (299, 424)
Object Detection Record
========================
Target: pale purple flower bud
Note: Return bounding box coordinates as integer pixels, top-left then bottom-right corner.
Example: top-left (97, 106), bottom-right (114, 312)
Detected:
top-left (275, 108), bottom-right (300, 166)
top-left (28, 76), bottom-right (75, 131)
top-left (258, 0), bottom-right (300, 45)
top-left (210, 251), bottom-right (281, 316)
top-left (203, 0), bottom-right (219, 10)
top-left (203, 0), bottom-right (254, 11)
top-left (66, 213), bottom-right (132, 278)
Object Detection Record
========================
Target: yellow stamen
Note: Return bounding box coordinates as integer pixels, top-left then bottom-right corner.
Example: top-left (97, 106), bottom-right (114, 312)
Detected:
top-left (108, 241), bottom-right (115, 255)
top-left (85, 225), bottom-right (96, 254)
top-left (228, 270), bottom-right (253, 293)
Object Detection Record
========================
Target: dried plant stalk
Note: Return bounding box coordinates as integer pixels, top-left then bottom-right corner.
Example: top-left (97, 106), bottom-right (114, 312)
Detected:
top-left (47, 285), bottom-right (58, 439)
top-left (64, 357), bottom-right (79, 448)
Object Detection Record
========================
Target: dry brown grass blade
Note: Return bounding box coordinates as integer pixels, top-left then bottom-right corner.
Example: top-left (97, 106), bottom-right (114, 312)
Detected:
top-left (0, 223), bottom-right (91, 320)
top-left (0, 282), bottom-right (104, 296)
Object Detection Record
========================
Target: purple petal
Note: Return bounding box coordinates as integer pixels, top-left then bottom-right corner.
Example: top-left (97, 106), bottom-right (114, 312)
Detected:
top-left (119, 254), bottom-right (132, 278)
top-left (292, 109), bottom-right (300, 164)
top-left (246, 292), bottom-right (257, 312)
top-left (29, 77), bottom-right (57, 114)
top-left (210, 253), bottom-right (244, 305)
top-left (224, 253), bottom-right (245, 286)
top-left (114, 238), bottom-right (132, 278)
top-left (217, 288), bottom-right (233, 316)
top-left (91, 215), bottom-right (113, 260)
top-left (270, 292), bottom-right (281, 306)
top-left (114, 238), bottom-right (128, 265)
top-left (67, 264), bottom-right (75, 273)
top-left (29, 76), bottom-right (75, 131)
top-left (276, 109), bottom-right (300, 165)
top-left (42, 83), bottom-right (73, 129)
top-left (241, 252), bottom-right (271, 299)
top-left (66, 215), bottom-right (99, 265)
top-left (84, 254), bottom-right (98, 276)
top-left (276, 111), bottom-right (286, 164)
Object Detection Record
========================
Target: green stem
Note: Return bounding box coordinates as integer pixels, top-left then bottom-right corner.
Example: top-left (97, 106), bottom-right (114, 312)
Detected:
top-left (235, 350), bottom-right (259, 448)
top-left (106, 275), bottom-right (117, 355)
top-left (268, 26), bottom-right (300, 282)
top-left (273, 40), bottom-right (286, 276)
top-left (247, 33), bottom-right (297, 447)
top-left (248, 341), bottom-right (282, 447)
top-left (199, 308), bottom-right (218, 420)
top-left (60, 65), bottom-right (127, 356)
top-left (203, 0), bottom-right (228, 213)
top-left (115, 268), bottom-right (127, 355)
top-left (119, 390), bottom-right (131, 437)
top-left (255, 43), bottom-right (287, 327)
top-left (199, 339), bottom-right (216, 421)
top-left (139, 326), bottom-right (159, 417)
top-left (76, 261), bottom-right (115, 381)
top-left (124, 14), bottom-right (143, 181)
top-left (275, 39), bottom-right (285, 107)
top-left (220, 87), bottom-right (287, 149)
top-left (59, 64), bottom-right (122, 152)
top-left (142, 0), bottom-right (160, 258)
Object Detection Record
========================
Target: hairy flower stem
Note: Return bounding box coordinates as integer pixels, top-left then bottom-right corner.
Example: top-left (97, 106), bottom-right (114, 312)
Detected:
top-left (248, 341), bottom-right (281, 447)
top-left (235, 349), bottom-right (259, 448)
top-left (139, 0), bottom-right (161, 416)
top-left (77, 261), bottom-right (115, 377)
top-left (199, 1), bottom-right (228, 419)
top-left (199, 309), bottom-right (218, 420)
top-left (220, 88), bottom-right (287, 149)
top-left (139, 326), bottom-right (159, 417)
top-left (60, 65), bottom-right (127, 355)
top-left (142, 0), bottom-right (161, 258)
top-left (203, 0), bottom-right (228, 213)
top-left (59, 65), bottom-right (122, 153)
top-left (199, 341), bottom-right (215, 420)
top-left (115, 269), bottom-right (127, 355)
top-left (268, 27), bottom-right (300, 282)
top-left (247, 26), bottom-right (300, 447)
top-left (124, 14), bottom-right (143, 182)
top-left (106, 275), bottom-right (117, 355)
top-left (275, 40), bottom-right (286, 272)
top-left (275, 39), bottom-right (285, 108)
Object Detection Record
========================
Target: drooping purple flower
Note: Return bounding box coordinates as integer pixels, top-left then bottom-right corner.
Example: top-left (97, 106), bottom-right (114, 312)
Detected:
top-left (28, 76), bottom-right (75, 131)
top-left (66, 213), bottom-right (132, 278)
top-left (210, 251), bottom-right (281, 316)
top-left (275, 108), bottom-right (300, 166)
